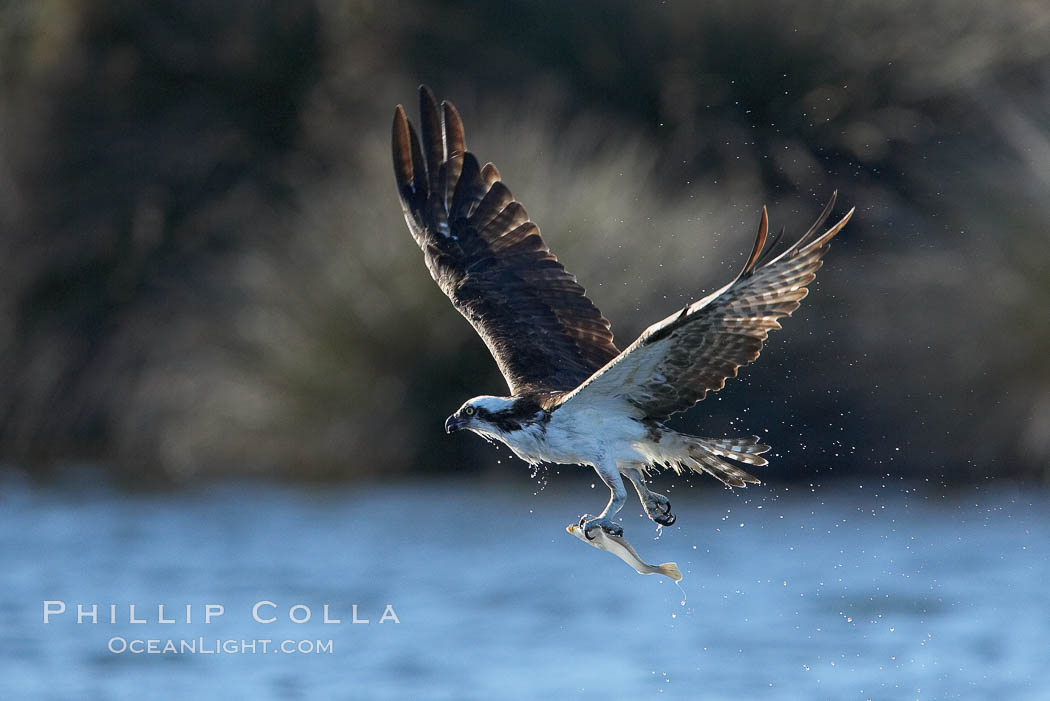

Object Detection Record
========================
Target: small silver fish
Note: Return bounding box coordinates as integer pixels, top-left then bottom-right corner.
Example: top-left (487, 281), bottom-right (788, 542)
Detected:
top-left (566, 523), bottom-right (683, 582)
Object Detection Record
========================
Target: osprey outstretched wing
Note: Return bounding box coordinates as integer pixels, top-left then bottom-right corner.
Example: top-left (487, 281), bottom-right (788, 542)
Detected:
top-left (392, 86), bottom-right (620, 396)
top-left (558, 196), bottom-right (854, 420)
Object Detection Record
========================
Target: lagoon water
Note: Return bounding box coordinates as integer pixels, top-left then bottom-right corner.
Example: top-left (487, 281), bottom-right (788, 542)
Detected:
top-left (2, 470), bottom-right (1047, 700)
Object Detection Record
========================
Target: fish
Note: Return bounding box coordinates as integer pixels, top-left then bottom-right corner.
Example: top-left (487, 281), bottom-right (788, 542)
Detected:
top-left (566, 522), bottom-right (683, 582)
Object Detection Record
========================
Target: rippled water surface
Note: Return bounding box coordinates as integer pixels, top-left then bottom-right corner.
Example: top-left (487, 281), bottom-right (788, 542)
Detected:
top-left (2, 471), bottom-right (1047, 700)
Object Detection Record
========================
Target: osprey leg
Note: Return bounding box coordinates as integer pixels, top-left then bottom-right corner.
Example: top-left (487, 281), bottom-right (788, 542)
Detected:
top-left (622, 465), bottom-right (675, 526)
top-left (580, 459), bottom-right (625, 538)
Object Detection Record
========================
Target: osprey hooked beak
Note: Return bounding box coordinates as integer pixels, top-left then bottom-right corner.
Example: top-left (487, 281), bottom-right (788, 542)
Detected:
top-left (445, 414), bottom-right (467, 434)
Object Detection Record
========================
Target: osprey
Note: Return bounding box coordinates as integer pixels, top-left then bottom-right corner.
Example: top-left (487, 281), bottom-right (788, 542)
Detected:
top-left (392, 86), bottom-right (853, 539)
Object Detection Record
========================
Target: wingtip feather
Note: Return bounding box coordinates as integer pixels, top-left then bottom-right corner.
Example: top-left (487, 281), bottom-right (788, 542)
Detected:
top-left (392, 105), bottom-right (408, 168)
top-left (799, 192), bottom-right (839, 246)
top-left (738, 205), bottom-right (768, 279)
top-left (392, 104), bottom-right (420, 196)
top-left (418, 86), bottom-right (445, 190)
top-left (442, 100), bottom-right (466, 158)
top-left (803, 204), bottom-right (854, 252)
top-left (481, 162), bottom-right (501, 186)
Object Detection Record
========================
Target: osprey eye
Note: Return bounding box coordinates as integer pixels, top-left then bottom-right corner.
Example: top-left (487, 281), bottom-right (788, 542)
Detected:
top-left (464, 406), bottom-right (475, 416)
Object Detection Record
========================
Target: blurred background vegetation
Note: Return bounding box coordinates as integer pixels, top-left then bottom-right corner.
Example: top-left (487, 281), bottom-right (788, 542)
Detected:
top-left (0, 0), bottom-right (1047, 484)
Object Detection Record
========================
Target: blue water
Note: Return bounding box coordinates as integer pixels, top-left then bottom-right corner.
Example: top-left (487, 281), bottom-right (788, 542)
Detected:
top-left (2, 469), bottom-right (1047, 700)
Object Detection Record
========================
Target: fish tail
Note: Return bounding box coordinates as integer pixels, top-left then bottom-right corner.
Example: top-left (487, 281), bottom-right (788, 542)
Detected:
top-left (655, 562), bottom-right (682, 582)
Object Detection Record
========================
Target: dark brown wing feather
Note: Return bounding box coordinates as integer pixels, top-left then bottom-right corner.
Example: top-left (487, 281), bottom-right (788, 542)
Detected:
top-left (392, 86), bottom-right (620, 395)
top-left (559, 195), bottom-right (854, 420)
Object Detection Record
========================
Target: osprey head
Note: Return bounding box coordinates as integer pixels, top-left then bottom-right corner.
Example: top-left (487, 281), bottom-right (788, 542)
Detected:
top-left (445, 395), bottom-right (525, 436)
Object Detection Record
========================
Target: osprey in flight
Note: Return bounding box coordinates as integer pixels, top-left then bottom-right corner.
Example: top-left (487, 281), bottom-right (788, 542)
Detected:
top-left (392, 86), bottom-right (853, 539)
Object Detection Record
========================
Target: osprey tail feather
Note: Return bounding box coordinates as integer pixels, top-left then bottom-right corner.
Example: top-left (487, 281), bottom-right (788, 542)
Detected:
top-left (640, 432), bottom-right (770, 487)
